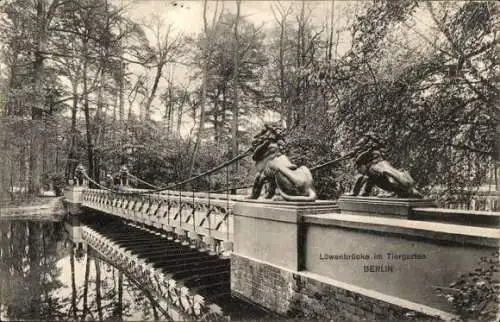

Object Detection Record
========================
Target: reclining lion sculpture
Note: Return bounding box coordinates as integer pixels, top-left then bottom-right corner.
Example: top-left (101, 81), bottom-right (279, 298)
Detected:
top-left (248, 123), bottom-right (317, 202)
top-left (348, 132), bottom-right (423, 198)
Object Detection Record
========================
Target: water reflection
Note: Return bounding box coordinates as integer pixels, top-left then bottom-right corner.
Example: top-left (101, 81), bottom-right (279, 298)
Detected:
top-left (0, 219), bottom-right (171, 321)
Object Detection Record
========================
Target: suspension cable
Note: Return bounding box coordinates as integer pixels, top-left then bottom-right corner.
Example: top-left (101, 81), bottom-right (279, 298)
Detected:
top-left (127, 172), bottom-right (161, 189)
top-left (129, 147), bottom-right (254, 195)
top-left (78, 147), bottom-right (254, 196)
top-left (210, 184), bottom-right (253, 194)
top-left (207, 155), bottom-right (354, 194)
top-left (82, 173), bottom-right (117, 192)
top-left (309, 154), bottom-right (354, 172)
top-left (168, 146), bottom-right (253, 190)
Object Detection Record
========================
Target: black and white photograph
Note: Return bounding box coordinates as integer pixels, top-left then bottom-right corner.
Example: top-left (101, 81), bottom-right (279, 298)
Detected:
top-left (0, 0), bottom-right (498, 321)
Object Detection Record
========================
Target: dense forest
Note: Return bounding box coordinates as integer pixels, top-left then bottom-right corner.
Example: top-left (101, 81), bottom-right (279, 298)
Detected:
top-left (0, 0), bottom-right (498, 203)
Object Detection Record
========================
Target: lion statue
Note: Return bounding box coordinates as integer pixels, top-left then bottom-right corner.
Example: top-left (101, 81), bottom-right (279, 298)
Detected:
top-left (347, 132), bottom-right (423, 198)
top-left (248, 123), bottom-right (317, 201)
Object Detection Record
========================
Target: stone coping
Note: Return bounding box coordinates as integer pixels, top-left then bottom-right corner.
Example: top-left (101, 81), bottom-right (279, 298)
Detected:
top-left (338, 196), bottom-right (436, 218)
top-left (303, 213), bottom-right (500, 247)
top-left (236, 198), bottom-right (337, 207)
top-left (232, 253), bottom-right (458, 321)
top-left (413, 207), bottom-right (500, 227)
top-left (414, 207), bottom-right (500, 217)
top-left (339, 195), bottom-right (437, 207)
top-left (233, 201), bottom-right (339, 223)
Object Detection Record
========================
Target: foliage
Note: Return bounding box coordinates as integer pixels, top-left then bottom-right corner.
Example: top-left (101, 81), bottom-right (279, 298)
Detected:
top-left (435, 252), bottom-right (500, 321)
top-left (192, 11), bottom-right (268, 144)
top-left (300, 1), bottom-right (498, 200)
top-left (0, 0), bottom-right (497, 201)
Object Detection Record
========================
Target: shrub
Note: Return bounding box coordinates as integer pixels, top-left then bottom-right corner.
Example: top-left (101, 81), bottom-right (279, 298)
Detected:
top-left (435, 252), bottom-right (500, 321)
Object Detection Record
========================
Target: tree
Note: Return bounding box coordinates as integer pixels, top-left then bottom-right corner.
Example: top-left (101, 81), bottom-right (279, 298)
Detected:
top-left (50, 0), bottom-right (142, 185)
top-left (230, 0), bottom-right (241, 194)
top-left (139, 13), bottom-right (186, 121)
top-left (301, 0), bottom-right (498, 199)
top-left (0, 0), bottom-right (66, 194)
top-left (188, 0), bottom-right (225, 176)
top-left (270, 1), bottom-right (293, 124)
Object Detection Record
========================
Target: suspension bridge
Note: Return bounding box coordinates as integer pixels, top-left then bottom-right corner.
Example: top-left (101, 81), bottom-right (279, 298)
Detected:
top-left (63, 146), bottom-right (500, 321)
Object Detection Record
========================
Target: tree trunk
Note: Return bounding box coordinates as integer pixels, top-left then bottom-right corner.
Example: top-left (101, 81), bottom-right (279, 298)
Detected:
top-left (189, 0), bottom-right (212, 177)
top-left (144, 63), bottom-right (165, 121)
top-left (83, 40), bottom-right (94, 187)
top-left (28, 222), bottom-right (41, 320)
top-left (29, 0), bottom-right (45, 195)
top-left (24, 147), bottom-right (30, 198)
top-left (81, 247), bottom-right (91, 321)
top-left (70, 242), bottom-right (78, 320)
top-left (118, 68), bottom-right (124, 120)
top-left (327, 0), bottom-right (335, 60)
top-left (95, 259), bottom-right (103, 321)
top-left (231, 0), bottom-right (241, 194)
top-left (188, 67), bottom-right (206, 176)
top-left (176, 103), bottom-right (183, 136)
top-left (93, 68), bottom-right (106, 183)
top-left (117, 271), bottom-right (123, 319)
top-left (221, 85), bottom-right (227, 136)
top-left (152, 304), bottom-right (159, 321)
top-left (278, 11), bottom-right (287, 126)
top-left (165, 79), bottom-right (173, 132)
top-left (66, 81), bottom-right (79, 183)
top-left (213, 87), bottom-right (221, 145)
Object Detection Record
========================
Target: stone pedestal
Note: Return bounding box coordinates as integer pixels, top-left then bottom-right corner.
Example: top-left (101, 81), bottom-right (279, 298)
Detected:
top-left (338, 195), bottom-right (435, 218)
top-left (232, 200), bottom-right (338, 271)
top-left (64, 186), bottom-right (86, 215)
top-left (231, 199), bottom-right (339, 315)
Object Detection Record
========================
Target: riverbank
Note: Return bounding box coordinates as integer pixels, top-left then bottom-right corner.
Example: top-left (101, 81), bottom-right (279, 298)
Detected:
top-left (0, 197), bottom-right (66, 221)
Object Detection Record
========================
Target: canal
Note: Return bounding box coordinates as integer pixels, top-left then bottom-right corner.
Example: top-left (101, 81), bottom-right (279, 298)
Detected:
top-left (0, 216), bottom-right (274, 321)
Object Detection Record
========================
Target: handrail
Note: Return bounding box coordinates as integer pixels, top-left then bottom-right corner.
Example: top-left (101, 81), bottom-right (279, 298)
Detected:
top-left (81, 188), bottom-right (236, 246)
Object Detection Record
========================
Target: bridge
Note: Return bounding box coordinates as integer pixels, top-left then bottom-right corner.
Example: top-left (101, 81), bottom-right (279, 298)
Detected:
top-left (64, 180), bottom-right (500, 321)
top-left (65, 212), bottom-right (275, 321)
top-left (80, 188), bottom-right (239, 254)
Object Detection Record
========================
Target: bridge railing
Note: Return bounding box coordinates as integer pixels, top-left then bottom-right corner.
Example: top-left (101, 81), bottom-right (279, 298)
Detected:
top-left (81, 189), bottom-right (236, 254)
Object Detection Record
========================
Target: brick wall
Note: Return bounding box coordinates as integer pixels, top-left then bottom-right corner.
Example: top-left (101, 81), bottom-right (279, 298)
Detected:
top-left (231, 254), bottom-right (445, 321)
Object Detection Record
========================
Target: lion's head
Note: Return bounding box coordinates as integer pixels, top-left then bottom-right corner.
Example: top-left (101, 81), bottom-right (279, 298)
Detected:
top-left (251, 123), bottom-right (287, 161)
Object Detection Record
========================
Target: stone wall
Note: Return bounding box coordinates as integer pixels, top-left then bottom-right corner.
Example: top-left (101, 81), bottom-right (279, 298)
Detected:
top-left (0, 197), bottom-right (65, 220)
top-left (231, 254), bottom-right (451, 321)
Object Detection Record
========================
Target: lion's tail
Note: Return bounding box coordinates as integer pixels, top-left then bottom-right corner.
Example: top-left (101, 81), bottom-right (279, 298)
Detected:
top-left (279, 188), bottom-right (317, 202)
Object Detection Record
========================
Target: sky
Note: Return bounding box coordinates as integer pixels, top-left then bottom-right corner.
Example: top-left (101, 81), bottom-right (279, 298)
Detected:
top-left (120, 0), bottom-right (361, 83)
top-left (122, 0), bottom-right (355, 36)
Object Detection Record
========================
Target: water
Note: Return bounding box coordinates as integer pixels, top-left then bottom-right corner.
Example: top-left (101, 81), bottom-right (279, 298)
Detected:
top-left (0, 218), bottom-right (273, 321)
